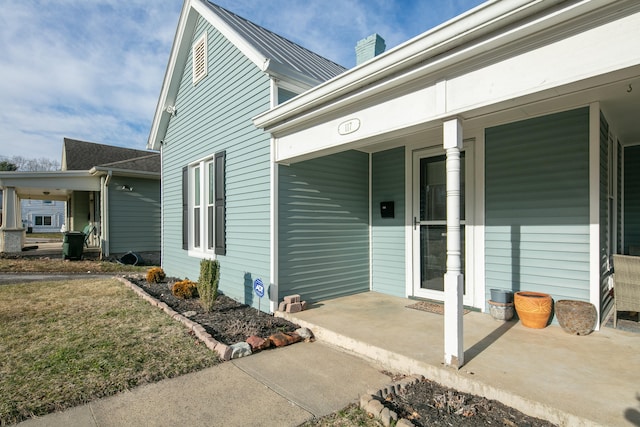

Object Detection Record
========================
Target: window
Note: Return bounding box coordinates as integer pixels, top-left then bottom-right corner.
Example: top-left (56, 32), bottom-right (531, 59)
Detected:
top-left (192, 32), bottom-right (208, 84)
top-left (183, 151), bottom-right (226, 256)
top-left (34, 215), bottom-right (52, 226)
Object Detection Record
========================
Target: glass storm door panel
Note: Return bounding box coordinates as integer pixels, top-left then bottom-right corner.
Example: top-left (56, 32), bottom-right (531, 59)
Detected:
top-left (413, 153), bottom-right (465, 299)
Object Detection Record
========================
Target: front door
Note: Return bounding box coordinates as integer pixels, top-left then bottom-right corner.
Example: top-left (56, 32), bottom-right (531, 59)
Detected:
top-left (412, 149), bottom-right (465, 301)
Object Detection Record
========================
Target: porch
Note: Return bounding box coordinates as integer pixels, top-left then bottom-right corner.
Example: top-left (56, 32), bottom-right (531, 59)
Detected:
top-left (279, 291), bottom-right (640, 427)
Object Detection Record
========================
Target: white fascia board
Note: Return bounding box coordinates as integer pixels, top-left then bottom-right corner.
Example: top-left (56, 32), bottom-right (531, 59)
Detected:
top-left (191, 0), bottom-right (269, 71)
top-left (147, 0), bottom-right (197, 151)
top-left (0, 172), bottom-right (100, 192)
top-left (253, 0), bottom-right (612, 133)
top-left (89, 167), bottom-right (160, 180)
top-left (193, 2), bottom-right (322, 89)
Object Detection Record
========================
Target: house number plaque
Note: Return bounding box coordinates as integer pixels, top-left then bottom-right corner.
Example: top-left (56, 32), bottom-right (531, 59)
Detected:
top-left (338, 118), bottom-right (360, 135)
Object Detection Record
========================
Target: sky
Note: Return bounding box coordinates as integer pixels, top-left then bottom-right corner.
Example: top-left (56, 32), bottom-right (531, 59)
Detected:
top-left (0, 0), bottom-right (485, 163)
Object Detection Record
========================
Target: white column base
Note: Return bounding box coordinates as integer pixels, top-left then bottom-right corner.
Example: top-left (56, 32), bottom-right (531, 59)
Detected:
top-left (0, 228), bottom-right (25, 253)
top-left (444, 271), bottom-right (464, 368)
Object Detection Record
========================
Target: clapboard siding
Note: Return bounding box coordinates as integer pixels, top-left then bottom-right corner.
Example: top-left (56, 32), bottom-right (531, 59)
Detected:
top-left (161, 17), bottom-right (272, 308)
top-left (599, 112), bottom-right (614, 318)
top-left (108, 177), bottom-right (161, 253)
top-left (485, 107), bottom-right (590, 306)
top-left (624, 145), bottom-right (640, 254)
top-left (371, 147), bottom-right (406, 297)
top-left (279, 151), bottom-right (370, 302)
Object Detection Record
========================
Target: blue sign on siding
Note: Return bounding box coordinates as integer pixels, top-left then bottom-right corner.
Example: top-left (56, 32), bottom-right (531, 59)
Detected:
top-left (253, 278), bottom-right (265, 298)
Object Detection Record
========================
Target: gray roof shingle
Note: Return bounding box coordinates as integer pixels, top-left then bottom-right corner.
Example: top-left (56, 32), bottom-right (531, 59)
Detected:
top-left (62, 138), bottom-right (159, 173)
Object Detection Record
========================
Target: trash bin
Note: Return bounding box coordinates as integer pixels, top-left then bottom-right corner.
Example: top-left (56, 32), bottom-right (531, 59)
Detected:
top-left (62, 231), bottom-right (84, 260)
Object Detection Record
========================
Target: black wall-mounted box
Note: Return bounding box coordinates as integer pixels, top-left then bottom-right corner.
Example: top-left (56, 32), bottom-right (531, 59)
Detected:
top-left (380, 201), bottom-right (394, 218)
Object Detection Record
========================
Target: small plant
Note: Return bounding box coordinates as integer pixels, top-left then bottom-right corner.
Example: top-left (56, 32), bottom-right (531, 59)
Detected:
top-left (146, 267), bottom-right (165, 284)
top-left (198, 259), bottom-right (220, 312)
top-left (171, 280), bottom-right (198, 299)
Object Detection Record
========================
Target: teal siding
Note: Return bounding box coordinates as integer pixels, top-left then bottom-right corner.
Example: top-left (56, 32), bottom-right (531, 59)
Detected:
top-left (279, 151), bottom-right (370, 302)
top-left (485, 107), bottom-right (591, 308)
top-left (371, 147), bottom-right (405, 297)
top-left (161, 17), bottom-right (272, 309)
top-left (599, 113), bottom-right (614, 318)
top-left (108, 177), bottom-right (160, 253)
top-left (617, 140), bottom-right (622, 254)
top-left (624, 145), bottom-right (640, 253)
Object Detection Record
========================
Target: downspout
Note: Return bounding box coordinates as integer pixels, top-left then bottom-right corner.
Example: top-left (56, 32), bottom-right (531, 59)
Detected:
top-left (102, 171), bottom-right (112, 257)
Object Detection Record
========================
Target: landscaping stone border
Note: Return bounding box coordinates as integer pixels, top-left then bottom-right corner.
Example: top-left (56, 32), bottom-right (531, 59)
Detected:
top-left (116, 276), bottom-right (232, 361)
top-left (360, 374), bottom-right (425, 427)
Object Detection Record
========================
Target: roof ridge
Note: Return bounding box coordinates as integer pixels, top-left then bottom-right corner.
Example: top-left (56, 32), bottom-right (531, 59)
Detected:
top-left (204, 1), bottom-right (347, 81)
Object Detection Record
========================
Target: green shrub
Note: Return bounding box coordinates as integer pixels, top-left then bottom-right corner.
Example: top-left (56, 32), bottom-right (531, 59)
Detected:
top-left (171, 280), bottom-right (198, 299)
top-left (146, 267), bottom-right (165, 284)
top-left (198, 259), bottom-right (220, 312)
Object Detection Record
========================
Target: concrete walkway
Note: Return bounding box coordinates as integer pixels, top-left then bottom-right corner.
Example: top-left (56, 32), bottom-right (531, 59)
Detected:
top-left (17, 342), bottom-right (391, 427)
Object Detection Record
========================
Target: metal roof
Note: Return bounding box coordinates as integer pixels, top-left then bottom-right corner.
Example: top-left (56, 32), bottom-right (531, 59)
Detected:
top-left (203, 2), bottom-right (347, 83)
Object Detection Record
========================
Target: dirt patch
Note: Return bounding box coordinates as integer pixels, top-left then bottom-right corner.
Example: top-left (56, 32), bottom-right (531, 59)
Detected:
top-left (384, 377), bottom-right (556, 427)
top-left (128, 276), bottom-right (299, 345)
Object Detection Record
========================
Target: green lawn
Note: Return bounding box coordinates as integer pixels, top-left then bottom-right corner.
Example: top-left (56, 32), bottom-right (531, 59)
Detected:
top-left (0, 277), bottom-right (219, 425)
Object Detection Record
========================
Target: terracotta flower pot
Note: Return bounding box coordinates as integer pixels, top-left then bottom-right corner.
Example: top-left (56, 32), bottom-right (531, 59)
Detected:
top-left (514, 291), bottom-right (552, 328)
top-left (555, 300), bottom-right (597, 335)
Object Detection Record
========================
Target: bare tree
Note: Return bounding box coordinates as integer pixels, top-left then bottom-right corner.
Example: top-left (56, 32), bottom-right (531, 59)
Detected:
top-left (0, 156), bottom-right (60, 171)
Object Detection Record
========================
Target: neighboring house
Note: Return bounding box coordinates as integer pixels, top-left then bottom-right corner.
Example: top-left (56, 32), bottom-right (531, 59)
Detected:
top-left (252, 0), bottom-right (640, 367)
top-left (151, 0), bottom-right (640, 363)
top-left (0, 139), bottom-right (160, 261)
top-left (21, 199), bottom-right (65, 233)
top-left (147, 0), bottom-right (345, 308)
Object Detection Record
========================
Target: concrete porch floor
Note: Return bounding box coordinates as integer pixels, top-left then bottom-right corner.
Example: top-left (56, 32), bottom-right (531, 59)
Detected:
top-left (278, 291), bottom-right (640, 427)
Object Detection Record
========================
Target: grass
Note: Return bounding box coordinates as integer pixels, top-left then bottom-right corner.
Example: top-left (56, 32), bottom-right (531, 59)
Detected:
top-left (300, 404), bottom-right (382, 426)
top-left (0, 257), bottom-right (150, 274)
top-left (0, 277), bottom-right (219, 425)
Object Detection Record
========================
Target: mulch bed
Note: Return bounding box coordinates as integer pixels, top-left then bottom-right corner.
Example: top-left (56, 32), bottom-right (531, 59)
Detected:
top-left (385, 378), bottom-right (557, 427)
top-left (127, 276), bottom-right (299, 345)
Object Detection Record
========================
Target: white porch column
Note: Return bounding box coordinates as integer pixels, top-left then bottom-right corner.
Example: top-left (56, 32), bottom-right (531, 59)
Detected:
top-left (443, 118), bottom-right (464, 369)
top-left (0, 187), bottom-right (24, 253)
top-left (2, 187), bottom-right (20, 228)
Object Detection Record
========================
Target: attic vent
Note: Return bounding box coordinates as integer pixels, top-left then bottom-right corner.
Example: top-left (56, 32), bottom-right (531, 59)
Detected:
top-left (192, 32), bottom-right (208, 84)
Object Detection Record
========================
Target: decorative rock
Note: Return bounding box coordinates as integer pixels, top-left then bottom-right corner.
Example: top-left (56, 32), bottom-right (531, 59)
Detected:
top-left (396, 419), bottom-right (415, 427)
top-left (364, 399), bottom-right (384, 417)
top-left (295, 327), bottom-right (313, 340)
top-left (230, 342), bottom-right (252, 359)
top-left (360, 394), bottom-right (375, 408)
top-left (301, 301), bottom-right (308, 310)
top-left (246, 335), bottom-right (271, 351)
top-left (380, 407), bottom-right (393, 427)
top-left (268, 331), bottom-right (302, 347)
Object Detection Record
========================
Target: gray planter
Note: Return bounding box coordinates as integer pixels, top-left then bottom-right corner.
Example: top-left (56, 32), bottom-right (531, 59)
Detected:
top-left (490, 288), bottom-right (513, 304)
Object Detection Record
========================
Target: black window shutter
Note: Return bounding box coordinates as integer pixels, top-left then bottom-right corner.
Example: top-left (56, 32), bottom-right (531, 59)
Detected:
top-left (182, 166), bottom-right (188, 250)
top-left (214, 151), bottom-right (226, 255)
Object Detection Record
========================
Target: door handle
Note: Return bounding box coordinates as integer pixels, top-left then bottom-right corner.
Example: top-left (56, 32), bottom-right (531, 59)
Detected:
top-left (414, 217), bottom-right (419, 230)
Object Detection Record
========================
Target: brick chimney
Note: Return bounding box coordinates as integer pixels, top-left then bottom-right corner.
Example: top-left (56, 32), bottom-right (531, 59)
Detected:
top-left (355, 34), bottom-right (386, 65)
